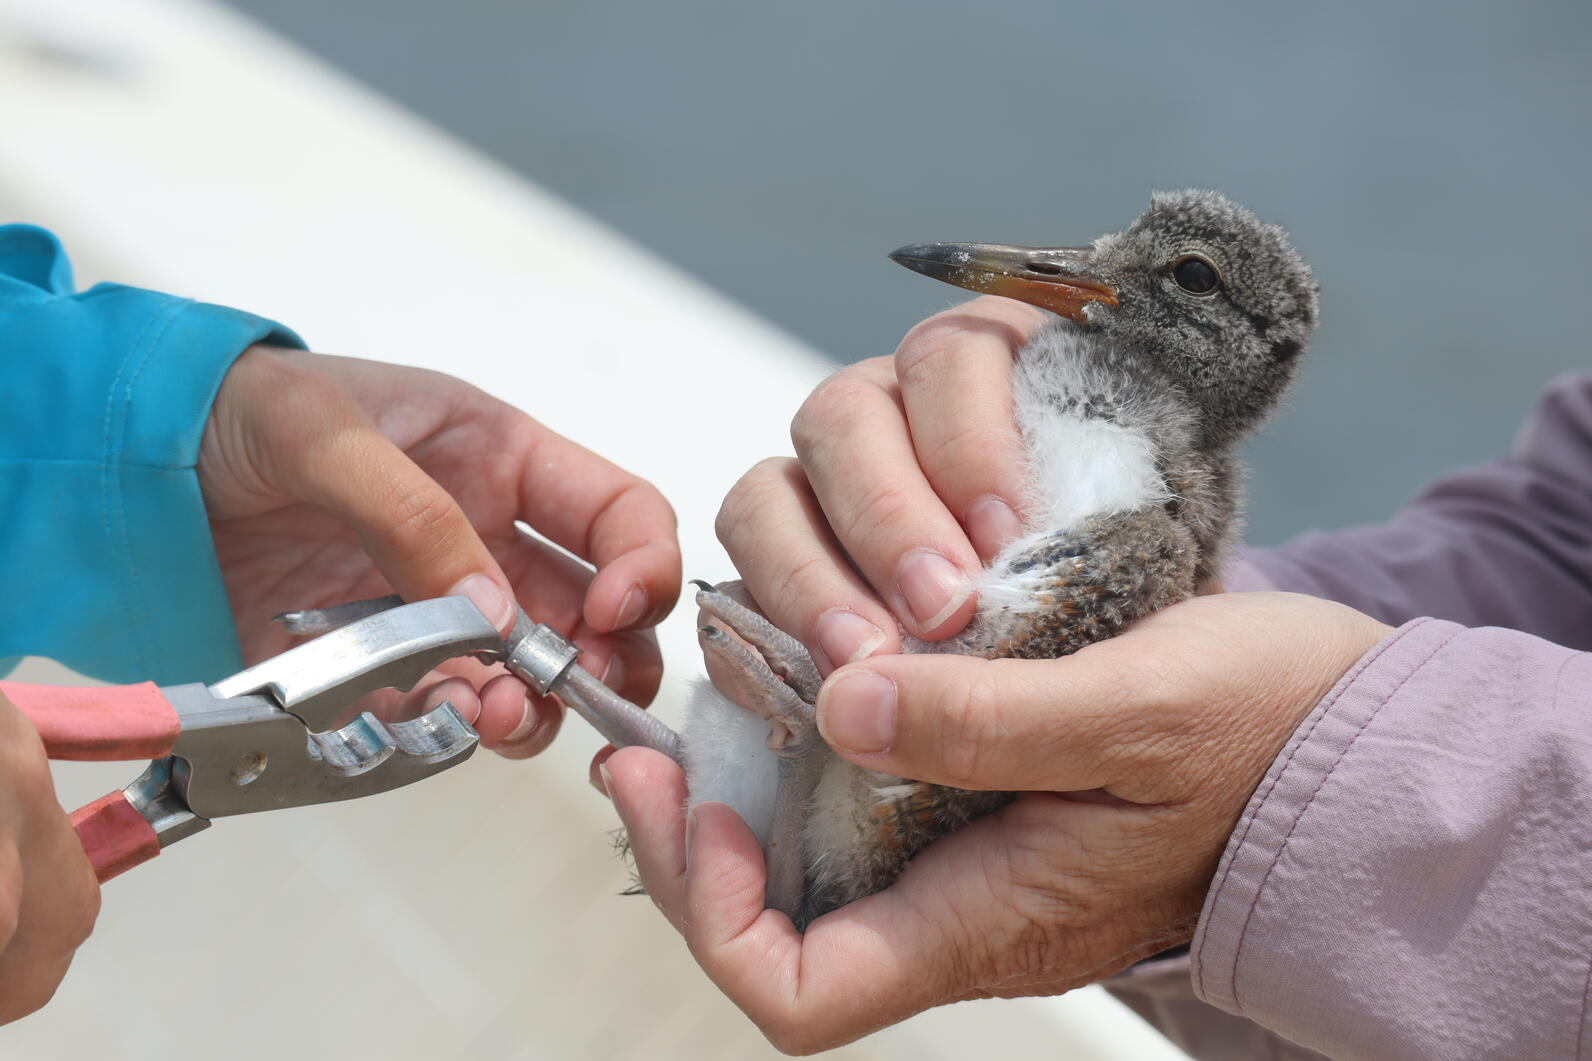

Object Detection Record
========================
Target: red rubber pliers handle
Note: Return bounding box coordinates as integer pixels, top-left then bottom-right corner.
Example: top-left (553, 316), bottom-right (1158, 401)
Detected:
top-left (0, 681), bottom-right (182, 883)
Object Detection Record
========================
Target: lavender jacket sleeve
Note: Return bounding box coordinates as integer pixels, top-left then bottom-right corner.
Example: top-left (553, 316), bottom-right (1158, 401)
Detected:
top-left (1105, 373), bottom-right (1592, 1060)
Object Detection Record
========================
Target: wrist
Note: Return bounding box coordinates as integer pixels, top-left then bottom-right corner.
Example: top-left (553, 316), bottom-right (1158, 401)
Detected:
top-left (1190, 617), bottom-right (1453, 1013)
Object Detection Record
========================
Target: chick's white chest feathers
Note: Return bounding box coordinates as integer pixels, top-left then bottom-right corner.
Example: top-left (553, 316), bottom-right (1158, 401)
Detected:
top-left (1009, 328), bottom-right (1170, 531)
top-left (946, 328), bottom-right (1179, 639)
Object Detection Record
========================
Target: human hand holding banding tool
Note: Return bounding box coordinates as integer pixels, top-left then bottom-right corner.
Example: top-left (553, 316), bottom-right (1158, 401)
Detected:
top-left (0, 326), bottom-right (680, 1021)
top-left (201, 346), bottom-right (680, 757)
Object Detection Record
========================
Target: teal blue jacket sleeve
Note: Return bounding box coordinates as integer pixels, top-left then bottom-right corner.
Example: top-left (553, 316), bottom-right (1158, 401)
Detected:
top-left (0, 224), bottom-right (305, 684)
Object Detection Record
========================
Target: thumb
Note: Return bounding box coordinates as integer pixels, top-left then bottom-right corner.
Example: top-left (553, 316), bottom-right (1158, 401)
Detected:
top-left (272, 383), bottom-right (516, 633)
top-left (814, 652), bottom-right (1136, 791)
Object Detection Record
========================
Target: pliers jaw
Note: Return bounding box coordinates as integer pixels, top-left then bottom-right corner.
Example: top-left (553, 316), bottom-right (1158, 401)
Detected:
top-left (131, 679), bottom-right (482, 849)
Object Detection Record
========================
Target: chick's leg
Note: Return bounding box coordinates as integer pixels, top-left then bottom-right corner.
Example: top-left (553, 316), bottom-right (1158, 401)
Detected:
top-left (555, 664), bottom-right (683, 763)
top-left (697, 615), bottom-right (825, 928)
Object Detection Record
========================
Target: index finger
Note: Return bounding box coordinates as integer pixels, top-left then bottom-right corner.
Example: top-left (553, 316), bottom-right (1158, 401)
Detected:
top-left (894, 296), bottom-right (1047, 561)
top-left (511, 422), bottom-right (682, 634)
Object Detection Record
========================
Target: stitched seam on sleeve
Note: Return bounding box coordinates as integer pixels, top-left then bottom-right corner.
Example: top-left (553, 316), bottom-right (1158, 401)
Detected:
top-left (102, 301), bottom-right (186, 675)
top-left (1580, 953), bottom-right (1592, 1061)
top-left (1192, 617), bottom-right (1429, 1001)
top-left (1552, 652), bottom-right (1592, 1061)
top-left (1225, 624), bottom-right (1461, 1015)
top-left (100, 307), bottom-right (164, 672)
top-left (119, 304), bottom-right (187, 672)
top-left (0, 457), bottom-right (192, 470)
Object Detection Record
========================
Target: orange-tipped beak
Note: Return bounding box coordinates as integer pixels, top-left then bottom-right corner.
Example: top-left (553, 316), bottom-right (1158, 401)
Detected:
top-left (889, 243), bottom-right (1118, 322)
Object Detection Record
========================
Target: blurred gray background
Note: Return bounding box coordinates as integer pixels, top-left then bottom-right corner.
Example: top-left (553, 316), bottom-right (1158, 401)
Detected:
top-left (224, 0), bottom-right (1590, 544)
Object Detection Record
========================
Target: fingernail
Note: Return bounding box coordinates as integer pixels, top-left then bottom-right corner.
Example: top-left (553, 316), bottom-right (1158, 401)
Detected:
top-left (895, 550), bottom-right (974, 632)
top-left (596, 762), bottom-right (614, 798)
top-left (614, 581), bottom-right (648, 629)
top-left (818, 671), bottom-right (897, 754)
top-left (451, 573), bottom-right (514, 630)
top-left (503, 697), bottom-right (538, 743)
top-left (815, 610), bottom-right (887, 671)
top-left (964, 495), bottom-right (1023, 559)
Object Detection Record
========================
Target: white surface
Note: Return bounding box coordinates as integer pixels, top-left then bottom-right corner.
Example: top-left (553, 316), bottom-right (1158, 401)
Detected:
top-left (0, 1), bottom-right (1188, 1057)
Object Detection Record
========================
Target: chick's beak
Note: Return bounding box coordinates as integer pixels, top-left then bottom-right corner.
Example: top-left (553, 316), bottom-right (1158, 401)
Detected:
top-left (888, 243), bottom-right (1118, 322)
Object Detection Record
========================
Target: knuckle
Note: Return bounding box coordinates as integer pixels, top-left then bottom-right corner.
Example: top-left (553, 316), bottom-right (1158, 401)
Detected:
top-left (597, 477), bottom-right (680, 553)
top-left (965, 844), bottom-right (1029, 975)
top-left (831, 480), bottom-right (913, 550)
top-left (716, 458), bottom-right (797, 547)
top-left (766, 553), bottom-right (833, 629)
top-left (986, 873), bottom-right (1060, 983)
top-left (791, 373), bottom-right (880, 455)
top-left (916, 421), bottom-right (1017, 485)
top-left (380, 488), bottom-right (465, 560)
top-left (1000, 817), bottom-right (1119, 982)
top-left (894, 298), bottom-right (1047, 371)
top-left (266, 360), bottom-right (357, 434)
top-left (623, 476), bottom-right (678, 528)
top-left (1100, 659), bottom-right (1195, 765)
top-left (6, 742), bottom-right (55, 812)
top-left (62, 869), bottom-right (101, 954)
top-left (916, 838), bottom-right (1061, 996)
top-left (935, 668), bottom-right (1005, 788)
top-left (1121, 649), bottom-right (1181, 711)
top-left (893, 320), bottom-right (963, 386)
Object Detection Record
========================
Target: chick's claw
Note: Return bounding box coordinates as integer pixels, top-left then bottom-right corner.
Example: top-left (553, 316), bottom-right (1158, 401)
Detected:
top-left (693, 581), bottom-right (822, 702)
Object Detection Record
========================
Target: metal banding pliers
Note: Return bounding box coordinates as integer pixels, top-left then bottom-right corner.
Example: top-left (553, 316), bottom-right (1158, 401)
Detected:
top-left (4, 593), bottom-right (683, 883)
top-left (1, 597), bottom-right (507, 882)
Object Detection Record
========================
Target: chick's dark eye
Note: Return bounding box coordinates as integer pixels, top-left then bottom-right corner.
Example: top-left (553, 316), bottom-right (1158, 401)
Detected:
top-left (1172, 256), bottom-right (1220, 295)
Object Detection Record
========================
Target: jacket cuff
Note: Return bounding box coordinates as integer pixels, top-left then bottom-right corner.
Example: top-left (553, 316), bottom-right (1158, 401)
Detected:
top-left (4, 286), bottom-right (304, 685)
top-left (94, 294), bottom-right (304, 683)
top-left (1188, 619), bottom-right (1592, 1058)
top-left (1190, 617), bottom-right (1457, 1014)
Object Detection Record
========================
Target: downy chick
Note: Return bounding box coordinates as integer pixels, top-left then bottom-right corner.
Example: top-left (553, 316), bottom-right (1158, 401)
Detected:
top-left (678, 189), bottom-right (1319, 927)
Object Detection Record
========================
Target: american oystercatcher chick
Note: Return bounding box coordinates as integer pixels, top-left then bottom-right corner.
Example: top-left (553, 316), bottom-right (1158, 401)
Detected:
top-left (676, 189), bottom-right (1320, 927)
